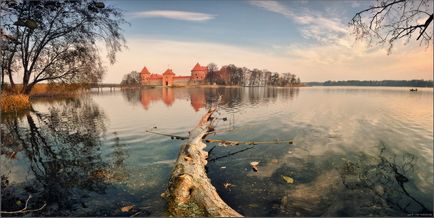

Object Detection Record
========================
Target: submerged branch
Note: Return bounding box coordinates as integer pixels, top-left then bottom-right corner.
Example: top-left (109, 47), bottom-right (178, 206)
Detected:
top-left (0, 195), bottom-right (47, 214)
top-left (145, 130), bottom-right (293, 146)
top-left (209, 146), bottom-right (255, 162)
top-left (145, 130), bottom-right (188, 140)
top-left (205, 138), bottom-right (293, 146)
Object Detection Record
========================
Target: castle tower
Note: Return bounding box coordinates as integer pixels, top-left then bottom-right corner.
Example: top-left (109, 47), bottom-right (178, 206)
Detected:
top-left (140, 66), bottom-right (151, 85)
top-left (162, 69), bottom-right (175, 86)
top-left (191, 63), bottom-right (208, 81)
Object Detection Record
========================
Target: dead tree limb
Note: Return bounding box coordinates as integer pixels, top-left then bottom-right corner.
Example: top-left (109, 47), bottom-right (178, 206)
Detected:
top-left (162, 104), bottom-right (242, 217)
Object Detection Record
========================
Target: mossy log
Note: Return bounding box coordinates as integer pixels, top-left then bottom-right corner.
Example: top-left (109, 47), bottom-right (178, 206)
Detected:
top-left (162, 106), bottom-right (242, 217)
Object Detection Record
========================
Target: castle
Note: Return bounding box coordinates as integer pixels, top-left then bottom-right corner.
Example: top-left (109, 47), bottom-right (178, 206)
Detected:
top-left (140, 63), bottom-right (208, 86)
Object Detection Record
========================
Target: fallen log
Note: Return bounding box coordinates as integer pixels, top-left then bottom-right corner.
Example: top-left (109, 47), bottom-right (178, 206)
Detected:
top-left (162, 104), bottom-right (242, 217)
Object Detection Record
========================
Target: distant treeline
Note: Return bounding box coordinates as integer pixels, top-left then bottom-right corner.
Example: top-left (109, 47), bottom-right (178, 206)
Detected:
top-left (305, 80), bottom-right (433, 87)
top-left (206, 63), bottom-right (301, 87)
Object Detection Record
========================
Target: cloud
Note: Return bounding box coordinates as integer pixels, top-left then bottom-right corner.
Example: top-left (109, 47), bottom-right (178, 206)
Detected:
top-left (130, 10), bottom-right (215, 22)
top-left (249, 0), bottom-right (347, 43)
top-left (351, 1), bottom-right (361, 8)
top-left (249, 0), bottom-right (296, 18)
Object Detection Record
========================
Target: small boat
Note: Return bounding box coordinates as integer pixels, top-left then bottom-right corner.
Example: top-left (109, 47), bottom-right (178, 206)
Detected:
top-left (409, 88), bottom-right (418, 92)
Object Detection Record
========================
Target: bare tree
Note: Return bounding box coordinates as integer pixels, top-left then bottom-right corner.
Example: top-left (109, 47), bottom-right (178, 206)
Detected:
top-left (205, 62), bottom-right (218, 84)
top-left (120, 70), bottom-right (140, 86)
top-left (0, 0), bottom-right (126, 94)
top-left (349, 0), bottom-right (433, 53)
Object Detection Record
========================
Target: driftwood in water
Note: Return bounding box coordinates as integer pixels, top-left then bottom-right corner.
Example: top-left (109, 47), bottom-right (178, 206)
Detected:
top-left (162, 105), bottom-right (242, 217)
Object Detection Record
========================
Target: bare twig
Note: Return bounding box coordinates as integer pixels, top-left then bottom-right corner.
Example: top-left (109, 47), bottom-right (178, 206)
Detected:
top-left (0, 195), bottom-right (47, 214)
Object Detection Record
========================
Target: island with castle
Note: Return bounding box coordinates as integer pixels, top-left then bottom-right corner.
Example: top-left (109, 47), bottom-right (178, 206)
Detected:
top-left (123, 62), bottom-right (302, 87)
top-left (139, 63), bottom-right (208, 87)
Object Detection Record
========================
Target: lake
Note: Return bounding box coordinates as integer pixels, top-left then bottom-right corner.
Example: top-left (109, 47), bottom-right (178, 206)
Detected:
top-left (1, 86), bottom-right (432, 216)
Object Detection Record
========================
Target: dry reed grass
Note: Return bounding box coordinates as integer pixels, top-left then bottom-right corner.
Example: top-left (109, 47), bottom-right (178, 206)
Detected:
top-left (0, 94), bottom-right (31, 113)
top-left (1, 83), bottom-right (83, 112)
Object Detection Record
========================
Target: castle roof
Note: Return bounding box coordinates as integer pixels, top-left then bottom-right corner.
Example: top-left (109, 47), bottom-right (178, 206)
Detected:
top-left (140, 66), bottom-right (151, 74)
top-left (191, 63), bottom-right (207, 72)
top-left (163, 69), bottom-right (175, 75)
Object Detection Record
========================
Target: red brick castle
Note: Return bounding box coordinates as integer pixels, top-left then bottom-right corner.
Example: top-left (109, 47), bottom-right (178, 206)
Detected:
top-left (140, 63), bottom-right (208, 86)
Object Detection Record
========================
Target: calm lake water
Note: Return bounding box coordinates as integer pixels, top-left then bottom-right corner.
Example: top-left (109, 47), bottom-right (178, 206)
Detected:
top-left (1, 87), bottom-right (433, 216)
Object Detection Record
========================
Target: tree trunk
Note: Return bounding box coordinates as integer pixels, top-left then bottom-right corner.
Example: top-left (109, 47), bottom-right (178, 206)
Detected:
top-left (1, 68), bottom-right (4, 90)
top-left (162, 106), bottom-right (242, 217)
top-left (23, 82), bottom-right (35, 95)
top-left (7, 69), bottom-right (16, 91)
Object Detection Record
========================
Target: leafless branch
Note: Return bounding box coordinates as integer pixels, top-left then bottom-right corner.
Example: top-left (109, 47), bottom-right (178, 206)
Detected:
top-left (349, 0), bottom-right (433, 53)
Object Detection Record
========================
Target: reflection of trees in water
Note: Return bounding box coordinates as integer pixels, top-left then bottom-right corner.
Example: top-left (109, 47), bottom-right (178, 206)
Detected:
top-left (339, 142), bottom-right (432, 215)
top-left (0, 98), bottom-right (123, 216)
top-left (120, 88), bottom-right (141, 105)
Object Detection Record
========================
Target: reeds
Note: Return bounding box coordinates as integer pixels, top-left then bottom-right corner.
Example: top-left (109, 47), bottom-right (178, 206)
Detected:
top-left (1, 83), bottom-right (84, 112)
top-left (0, 94), bottom-right (31, 113)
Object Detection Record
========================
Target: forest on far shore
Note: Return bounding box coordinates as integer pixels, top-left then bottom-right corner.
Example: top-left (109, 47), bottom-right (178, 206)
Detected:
top-left (305, 80), bottom-right (433, 87)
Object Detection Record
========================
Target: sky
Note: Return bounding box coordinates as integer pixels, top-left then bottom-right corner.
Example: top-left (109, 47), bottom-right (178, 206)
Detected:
top-left (101, 0), bottom-right (433, 83)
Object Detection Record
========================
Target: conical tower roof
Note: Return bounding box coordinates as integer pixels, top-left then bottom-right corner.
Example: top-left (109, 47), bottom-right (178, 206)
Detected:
top-left (140, 66), bottom-right (151, 74)
top-left (163, 69), bottom-right (175, 75)
top-left (191, 63), bottom-right (207, 71)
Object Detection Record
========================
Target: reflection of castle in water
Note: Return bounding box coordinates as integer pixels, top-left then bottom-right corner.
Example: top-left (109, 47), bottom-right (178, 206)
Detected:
top-left (140, 88), bottom-right (205, 111)
top-left (135, 87), bottom-right (300, 112)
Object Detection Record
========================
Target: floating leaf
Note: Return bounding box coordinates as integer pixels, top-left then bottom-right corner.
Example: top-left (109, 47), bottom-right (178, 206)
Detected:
top-left (282, 175), bottom-right (294, 184)
top-left (223, 182), bottom-right (235, 190)
top-left (120, 205), bottom-right (134, 212)
top-left (250, 161), bottom-right (259, 172)
top-left (248, 203), bottom-right (259, 208)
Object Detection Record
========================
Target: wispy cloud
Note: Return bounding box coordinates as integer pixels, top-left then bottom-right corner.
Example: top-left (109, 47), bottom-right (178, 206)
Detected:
top-left (131, 10), bottom-right (215, 22)
top-left (249, 0), bottom-right (347, 43)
